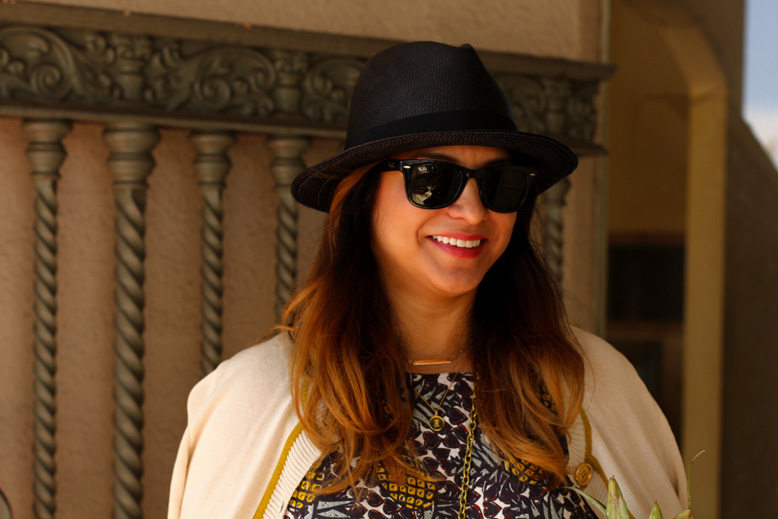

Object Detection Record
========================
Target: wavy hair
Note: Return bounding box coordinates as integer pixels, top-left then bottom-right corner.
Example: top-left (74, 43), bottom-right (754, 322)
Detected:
top-left (280, 165), bottom-right (585, 492)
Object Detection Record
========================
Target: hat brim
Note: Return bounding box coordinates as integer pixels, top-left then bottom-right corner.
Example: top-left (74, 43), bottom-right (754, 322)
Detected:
top-left (291, 130), bottom-right (578, 212)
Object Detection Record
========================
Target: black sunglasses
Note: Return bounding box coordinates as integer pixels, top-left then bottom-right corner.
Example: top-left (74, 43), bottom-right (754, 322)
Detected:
top-left (371, 159), bottom-right (536, 213)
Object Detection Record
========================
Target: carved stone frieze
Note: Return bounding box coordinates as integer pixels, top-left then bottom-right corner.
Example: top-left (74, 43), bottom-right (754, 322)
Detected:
top-left (497, 75), bottom-right (598, 143)
top-left (0, 27), bottom-right (120, 103)
top-left (566, 81), bottom-right (599, 142)
top-left (0, 23), bottom-right (603, 148)
top-left (145, 40), bottom-right (278, 115)
top-left (496, 74), bottom-right (548, 135)
top-left (300, 56), bottom-right (363, 123)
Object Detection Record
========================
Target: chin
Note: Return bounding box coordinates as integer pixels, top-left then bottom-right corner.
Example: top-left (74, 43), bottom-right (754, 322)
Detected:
top-left (430, 275), bottom-right (484, 298)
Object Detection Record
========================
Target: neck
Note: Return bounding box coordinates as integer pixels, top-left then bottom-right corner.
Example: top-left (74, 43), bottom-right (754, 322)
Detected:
top-left (385, 286), bottom-right (475, 374)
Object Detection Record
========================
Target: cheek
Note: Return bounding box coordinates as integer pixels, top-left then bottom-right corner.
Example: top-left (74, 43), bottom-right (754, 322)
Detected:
top-left (371, 180), bottom-right (396, 239)
top-left (494, 213), bottom-right (518, 252)
top-left (373, 172), bottom-right (404, 213)
top-left (372, 173), bottom-right (418, 235)
top-left (371, 174), bottom-right (410, 257)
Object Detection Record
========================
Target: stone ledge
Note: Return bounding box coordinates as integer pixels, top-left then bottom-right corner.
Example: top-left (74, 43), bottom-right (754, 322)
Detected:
top-left (0, 2), bottom-right (612, 153)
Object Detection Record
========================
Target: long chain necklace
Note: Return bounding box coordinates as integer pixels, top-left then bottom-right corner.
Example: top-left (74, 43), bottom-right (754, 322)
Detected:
top-left (407, 342), bottom-right (470, 367)
top-left (415, 374), bottom-right (477, 517)
top-left (413, 373), bottom-right (461, 431)
top-left (458, 390), bottom-right (477, 519)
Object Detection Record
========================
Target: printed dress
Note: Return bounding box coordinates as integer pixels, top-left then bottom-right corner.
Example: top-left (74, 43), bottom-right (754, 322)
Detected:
top-left (283, 373), bottom-right (596, 519)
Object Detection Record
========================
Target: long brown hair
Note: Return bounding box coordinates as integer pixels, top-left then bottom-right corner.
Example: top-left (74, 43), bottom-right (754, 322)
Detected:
top-left (281, 165), bottom-right (585, 492)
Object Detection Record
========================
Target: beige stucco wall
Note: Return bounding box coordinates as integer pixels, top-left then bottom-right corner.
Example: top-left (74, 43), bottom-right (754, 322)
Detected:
top-left (25, 0), bottom-right (605, 61)
top-left (721, 114), bottom-right (778, 518)
top-left (0, 2), bottom-right (609, 517)
top-left (0, 117), bottom-right (334, 517)
top-left (0, 118), bottom-right (37, 519)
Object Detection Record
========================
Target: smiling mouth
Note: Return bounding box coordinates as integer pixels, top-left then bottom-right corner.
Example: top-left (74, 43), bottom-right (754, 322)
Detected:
top-left (431, 235), bottom-right (482, 248)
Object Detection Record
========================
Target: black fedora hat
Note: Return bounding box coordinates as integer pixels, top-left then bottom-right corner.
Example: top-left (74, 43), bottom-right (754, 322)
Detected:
top-left (291, 41), bottom-right (578, 212)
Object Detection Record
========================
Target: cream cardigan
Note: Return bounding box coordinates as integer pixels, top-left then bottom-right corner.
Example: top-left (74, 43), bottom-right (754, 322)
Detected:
top-left (168, 329), bottom-right (687, 519)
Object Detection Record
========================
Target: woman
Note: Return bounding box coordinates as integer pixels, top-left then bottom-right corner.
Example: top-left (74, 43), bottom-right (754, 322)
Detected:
top-left (168, 41), bottom-right (686, 519)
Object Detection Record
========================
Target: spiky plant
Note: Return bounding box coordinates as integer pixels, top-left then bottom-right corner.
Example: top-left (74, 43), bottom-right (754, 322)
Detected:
top-left (570, 451), bottom-right (703, 519)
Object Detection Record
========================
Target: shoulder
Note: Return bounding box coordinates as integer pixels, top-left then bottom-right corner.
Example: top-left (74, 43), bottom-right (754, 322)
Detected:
top-left (172, 333), bottom-right (300, 519)
top-left (572, 327), bottom-right (633, 373)
top-left (186, 333), bottom-right (292, 420)
top-left (212, 332), bottom-right (291, 383)
top-left (567, 327), bottom-right (687, 519)
top-left (571, 327), bottom-right (645, 408)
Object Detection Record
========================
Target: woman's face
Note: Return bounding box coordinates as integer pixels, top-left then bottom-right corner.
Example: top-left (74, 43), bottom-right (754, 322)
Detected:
top-left (370, 145), bottom-right (517, 302)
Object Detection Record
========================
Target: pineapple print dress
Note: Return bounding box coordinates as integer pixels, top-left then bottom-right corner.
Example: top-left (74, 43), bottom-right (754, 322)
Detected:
top-left (283, 373), bottom-right (597, 519)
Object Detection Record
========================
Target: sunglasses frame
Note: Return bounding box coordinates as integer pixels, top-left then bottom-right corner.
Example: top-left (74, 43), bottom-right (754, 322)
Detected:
top-left (371, 159), bottom-right (537, 213)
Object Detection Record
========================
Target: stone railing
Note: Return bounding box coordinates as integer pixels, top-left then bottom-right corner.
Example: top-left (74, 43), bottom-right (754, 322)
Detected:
top-left (0, 3), bottom-right (611, 518)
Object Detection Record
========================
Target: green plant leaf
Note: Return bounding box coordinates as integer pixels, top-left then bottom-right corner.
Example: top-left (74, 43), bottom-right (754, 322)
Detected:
top-left (648, 501), bottom-right (664, 519)
top-left (567, 486), bottom-right (608, 516)
top-left (687, 450), bottom-right (705, 510)
top-left (672, 510), bottom-right (691, 519)
top-left (606, 477), bottom-right (630, 519)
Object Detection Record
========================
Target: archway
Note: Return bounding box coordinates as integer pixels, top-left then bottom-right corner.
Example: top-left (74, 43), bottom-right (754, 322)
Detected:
top-left (607, 1), bottom-right (727, 517)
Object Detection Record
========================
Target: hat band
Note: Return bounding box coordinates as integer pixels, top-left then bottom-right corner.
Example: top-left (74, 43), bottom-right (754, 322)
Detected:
top-left (345, 109), bottom-right (518, 149)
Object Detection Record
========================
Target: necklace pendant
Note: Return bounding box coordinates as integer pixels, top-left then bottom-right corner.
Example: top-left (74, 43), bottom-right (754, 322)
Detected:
top-left (429, 415), bottom-right (445, 431)
top-left (410, 358), bottom-right (452, 366)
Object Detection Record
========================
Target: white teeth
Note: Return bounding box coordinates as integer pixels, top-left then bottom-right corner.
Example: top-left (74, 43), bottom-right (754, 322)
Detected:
top-left (432, 235), bottom-right (482, 248)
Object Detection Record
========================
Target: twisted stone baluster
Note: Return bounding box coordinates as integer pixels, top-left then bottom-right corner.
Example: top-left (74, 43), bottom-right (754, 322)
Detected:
top-left (103, 123), bottom-right (159, 519)
top-left (267, 136), bottom-right (310, 320)
top-left (190, 131), bottom-right (235, 376)
top-left (24, 119), bottom-right (71, 519)
top-left (0, 486), bottom-right (11, 519)
top-left (542, 178), bottom-right (570, 285)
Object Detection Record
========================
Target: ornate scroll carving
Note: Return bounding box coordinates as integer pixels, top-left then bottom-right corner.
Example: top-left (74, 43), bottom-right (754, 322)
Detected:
top-left (24, 118), bottom-right (71, 519)
top-left (267, 135), bottom-right (310, 320)
top-left (300, 56), bottom-right (363, 123)
top-left (542, 178), bottom-right (571, 284)
top-left (191, 131), bottom-right (235, 375)
top-left (145, 41), bottom-right (276, 115)
top-left (497, 74), bottom-right (599, 143)
top-left (103, 122), bottom-right (159, 519)
top-left (0, 24), bottom-right (602, 149)
top-left (540, 78), bottom-right (572, 136)
top-left (0, 27), bottom-right (118, 103)
top-left (110, 34), bottom-right (152, 101)
top-left (0, 26), bottom-right (354, 121)
top-left (497, 75), bottom-right (547, 135)
top-left (267, 49), bottom-right (307, 115)
top-left (567, 81), bottom-right (598, 142)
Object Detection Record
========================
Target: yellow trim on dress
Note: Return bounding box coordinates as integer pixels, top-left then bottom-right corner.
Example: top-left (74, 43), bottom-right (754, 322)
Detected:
top-left (253, 423), bottom-right (304, 519)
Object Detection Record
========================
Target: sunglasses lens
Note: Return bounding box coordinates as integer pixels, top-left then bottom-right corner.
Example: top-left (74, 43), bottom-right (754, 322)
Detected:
top-left (408, 162), bottom-right (462, 208)
top-left (395, 160), bottom-right (532, 212)
top-left (478, 166), bottom-right (530, 212)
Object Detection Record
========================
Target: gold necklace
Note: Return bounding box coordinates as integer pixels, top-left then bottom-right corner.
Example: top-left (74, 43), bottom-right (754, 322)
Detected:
top-left (407, 342), bottom-right (470, 367)
top-left (414, 373), bottom-right (461, 431)
top-left (458, 392), bottom-right (477, 519)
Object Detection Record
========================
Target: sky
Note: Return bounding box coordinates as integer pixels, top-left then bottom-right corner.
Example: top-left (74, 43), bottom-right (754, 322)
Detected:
top-left (743, 0), bottom-right (778, 165)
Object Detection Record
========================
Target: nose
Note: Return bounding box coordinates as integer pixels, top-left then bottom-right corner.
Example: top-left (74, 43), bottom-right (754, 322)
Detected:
top-left (446, 178), bottom-right (488, 223)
